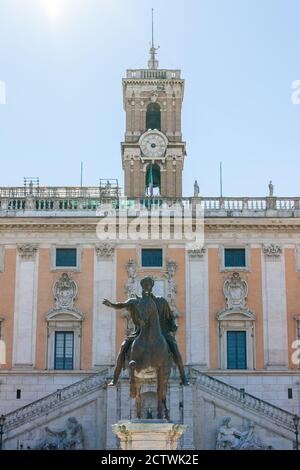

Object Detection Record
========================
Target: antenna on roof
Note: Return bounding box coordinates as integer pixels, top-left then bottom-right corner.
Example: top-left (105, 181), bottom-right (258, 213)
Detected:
top-left (80, 162), bottom-right (83, 187)
top-left (148, 8), bottom-right (159, 69)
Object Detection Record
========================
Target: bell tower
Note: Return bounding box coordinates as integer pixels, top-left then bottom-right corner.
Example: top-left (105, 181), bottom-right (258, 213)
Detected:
top-left (121, 22), bottom-right (186, 198)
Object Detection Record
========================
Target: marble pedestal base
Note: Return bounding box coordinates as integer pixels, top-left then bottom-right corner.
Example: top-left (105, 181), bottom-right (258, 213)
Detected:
top-left (112, 420), bottom-right (187, 450)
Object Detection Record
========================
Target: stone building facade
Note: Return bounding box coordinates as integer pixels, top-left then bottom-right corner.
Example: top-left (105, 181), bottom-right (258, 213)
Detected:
top-left (0, 48), bottom-right (300, 450)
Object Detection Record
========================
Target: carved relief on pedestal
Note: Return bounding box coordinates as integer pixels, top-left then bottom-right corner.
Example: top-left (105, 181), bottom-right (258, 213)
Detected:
top-left (95, 243), bottom-right (115, 261)
top-left (17, 244), bottom-right (38, 261)
top-left (263, 243), bottom-right (282, 260)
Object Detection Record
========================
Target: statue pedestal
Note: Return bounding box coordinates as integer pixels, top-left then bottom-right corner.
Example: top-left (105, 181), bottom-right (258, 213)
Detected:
top-left (112, 420), bottom-right (187, 450)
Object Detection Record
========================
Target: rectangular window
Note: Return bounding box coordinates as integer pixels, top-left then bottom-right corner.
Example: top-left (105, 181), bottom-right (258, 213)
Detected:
top-left (227, 331), bottom-right (247, 369)
top-left (224, 248), bottom-right (246, 268)
top-left (141, 248), bottom-right (163, 267)
top-left (54, 332), bottom-right (74, 370)
top-left (56, 248), bottom-right (77, 268)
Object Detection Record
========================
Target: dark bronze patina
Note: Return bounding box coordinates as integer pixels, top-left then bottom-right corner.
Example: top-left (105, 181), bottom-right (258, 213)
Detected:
top-left (103, 276), bottom-right (189, 419)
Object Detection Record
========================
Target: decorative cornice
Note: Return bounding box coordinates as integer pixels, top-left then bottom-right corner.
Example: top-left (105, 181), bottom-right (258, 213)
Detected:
top-left (17, 244), bottom-right (38, 260)
top-left (0, 218), bottom-right (300, 234)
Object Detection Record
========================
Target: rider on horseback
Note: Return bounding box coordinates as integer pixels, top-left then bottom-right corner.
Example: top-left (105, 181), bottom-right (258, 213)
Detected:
top-left (103, 276), bottom-right (190, 386)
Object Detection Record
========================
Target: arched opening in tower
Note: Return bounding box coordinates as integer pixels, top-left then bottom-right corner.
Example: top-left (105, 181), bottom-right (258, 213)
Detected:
top-left (146, 163), bottom-right (161, 196)
top-left (146, 103), bottom-right (161, 131)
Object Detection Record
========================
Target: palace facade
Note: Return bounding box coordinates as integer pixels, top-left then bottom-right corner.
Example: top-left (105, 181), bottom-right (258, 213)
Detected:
top-left (0, 46), bottom-right (300, 450)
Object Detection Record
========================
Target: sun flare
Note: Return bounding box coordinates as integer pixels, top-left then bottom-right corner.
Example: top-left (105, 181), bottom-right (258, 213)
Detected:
top-left (43, 0), bottom-right (64, 22)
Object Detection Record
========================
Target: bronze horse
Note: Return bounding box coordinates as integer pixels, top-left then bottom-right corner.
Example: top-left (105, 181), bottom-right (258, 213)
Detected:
top-left (125, 291), bottom-right (172, 420)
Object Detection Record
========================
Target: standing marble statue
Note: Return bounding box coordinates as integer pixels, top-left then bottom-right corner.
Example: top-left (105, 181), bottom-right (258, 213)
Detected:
top-left (194, 180), bottom-right (200, 197)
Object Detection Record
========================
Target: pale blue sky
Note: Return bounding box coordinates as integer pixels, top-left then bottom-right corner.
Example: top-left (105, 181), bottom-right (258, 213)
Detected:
top-left (0, 0), bottom-right (300, 196)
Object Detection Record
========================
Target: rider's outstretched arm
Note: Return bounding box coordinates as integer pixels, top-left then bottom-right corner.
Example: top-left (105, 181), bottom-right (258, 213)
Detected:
top-left (103, 298), bottom-right (133, 310)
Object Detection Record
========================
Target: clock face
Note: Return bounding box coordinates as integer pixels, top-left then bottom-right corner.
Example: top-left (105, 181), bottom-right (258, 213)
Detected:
top-left (140, 132), bottom-right (167, 158)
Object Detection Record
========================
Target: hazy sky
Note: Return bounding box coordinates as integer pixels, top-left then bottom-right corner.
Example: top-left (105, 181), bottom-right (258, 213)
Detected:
top-left (0, 0), bottom-right (300, 196)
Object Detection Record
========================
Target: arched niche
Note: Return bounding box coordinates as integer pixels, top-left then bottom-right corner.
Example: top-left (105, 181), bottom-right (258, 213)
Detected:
top-left (146, 103), bottom-right (161, 131)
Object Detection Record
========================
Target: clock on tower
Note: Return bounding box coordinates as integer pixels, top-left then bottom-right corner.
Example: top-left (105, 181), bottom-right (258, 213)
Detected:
top-left (121, 42), bottom-right (186, 198)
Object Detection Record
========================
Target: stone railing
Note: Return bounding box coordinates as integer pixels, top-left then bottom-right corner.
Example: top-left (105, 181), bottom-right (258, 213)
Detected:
top-left (0, 189), bottom-right (299, 218)
top-left (190, 369), bottom-right (296, 432)
top-left (126, 69), bottom-right (181, 80)
top-left (2, 370), bottom-right (108, 434)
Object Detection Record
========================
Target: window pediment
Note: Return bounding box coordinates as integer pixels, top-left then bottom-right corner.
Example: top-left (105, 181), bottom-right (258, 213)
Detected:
top-left (217, 307), bottom-right (256, 322)
top-left (46, 308), bottom-right (84, 322)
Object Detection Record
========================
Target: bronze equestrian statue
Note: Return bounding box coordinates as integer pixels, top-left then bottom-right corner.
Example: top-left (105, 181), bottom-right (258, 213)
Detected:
top-left (103, 276), bottom-right (189, 419)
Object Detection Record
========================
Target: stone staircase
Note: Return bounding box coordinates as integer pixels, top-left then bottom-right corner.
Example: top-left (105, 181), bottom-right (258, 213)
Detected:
top-left (3, 369), bottom-right (108, 434)
top-left (190, 369), bottom-right (296, 432)
top-left (2, 368), bottom-right (298, 449)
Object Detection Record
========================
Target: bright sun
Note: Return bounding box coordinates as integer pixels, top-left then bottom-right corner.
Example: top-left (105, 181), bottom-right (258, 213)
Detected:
top-left (43, 0), bottom-right (64, 21)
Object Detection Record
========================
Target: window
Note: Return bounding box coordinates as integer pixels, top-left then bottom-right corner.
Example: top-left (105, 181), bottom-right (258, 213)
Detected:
top-left (56, 248), bottom-right (77, 268)
top-left (227, 331), bottom-right (247, 369)
top-left (141, 248), bottom-right (163, 267)
top-left (146, 103), bottom-right (161, 131)
top-left (54, 332), bottom-right (74, 370)
top-left (0, 320), bottom-right (2, 339)
top-left (224, 248), bottom-right (246, 268)
top-left (146, 164), bottom-right (161, 196)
